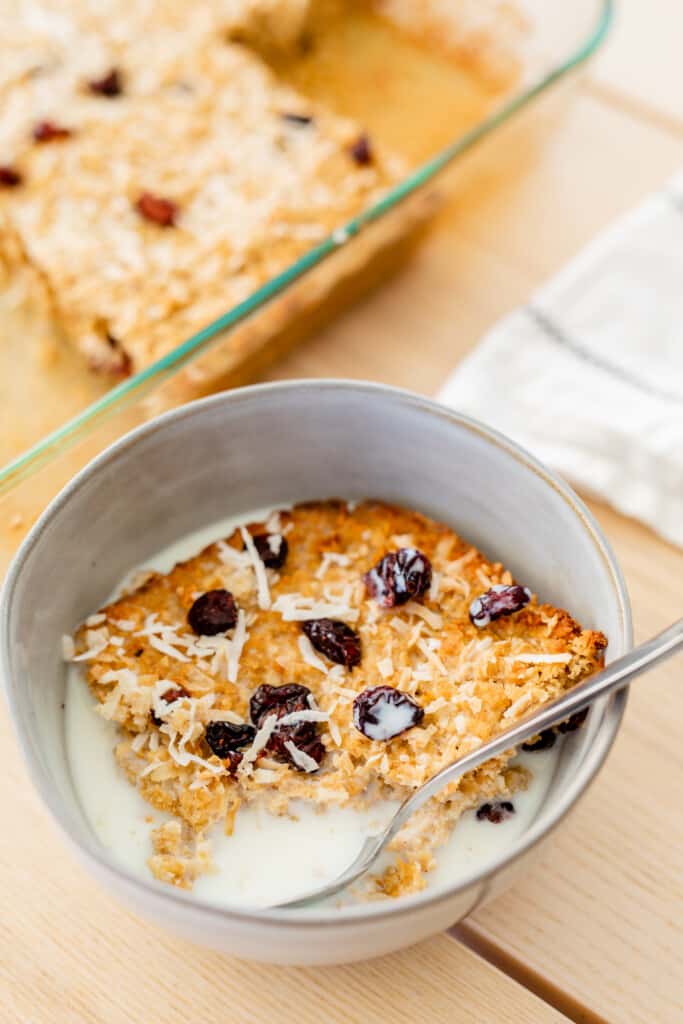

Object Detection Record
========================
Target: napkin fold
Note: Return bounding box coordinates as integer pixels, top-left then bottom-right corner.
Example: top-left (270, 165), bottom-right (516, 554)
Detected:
top-left (439, 173), bottom-right (683, 548)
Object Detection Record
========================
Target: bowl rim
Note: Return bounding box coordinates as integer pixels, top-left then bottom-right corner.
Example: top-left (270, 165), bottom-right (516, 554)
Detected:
top-left (0, 379), bottom-right (632, 928)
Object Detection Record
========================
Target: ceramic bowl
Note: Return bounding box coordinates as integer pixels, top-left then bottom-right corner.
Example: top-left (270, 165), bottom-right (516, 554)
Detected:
top-left (0, 381), bottom-right (631, 965)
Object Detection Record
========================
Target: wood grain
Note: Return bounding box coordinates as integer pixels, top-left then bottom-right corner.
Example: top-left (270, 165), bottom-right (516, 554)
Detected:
top-left (0, 704), bottom-right (568, 1023)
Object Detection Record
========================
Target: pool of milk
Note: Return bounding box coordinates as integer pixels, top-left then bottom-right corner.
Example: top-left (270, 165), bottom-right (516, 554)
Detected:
top-left (65, 509), bottom-right (560, 909)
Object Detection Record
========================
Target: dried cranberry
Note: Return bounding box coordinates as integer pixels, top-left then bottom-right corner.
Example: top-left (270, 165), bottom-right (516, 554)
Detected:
top-left (476, 801), bottom-right (515, 823)
top-left (205, 721), bottom-right (256, 759)
top-left (249, 683), bottom-right (319, 764)
top-left (250, 683), bottom-right (312, 729)
top-left (349, 134), bottom-right (373, 165)
top-left (469, 584), bottom-right (531, 628)
top-left (364, 548), bottom-right (432, 608)
top-left (135, 192), bottom-right (178, 227)
top-left (353, 686), bottom-right (424, 741)
top-left (281, 112), bottom-right (314, 126)
top-left (88, 68), bottom-right (123, 97)
top-left (33, 120), bottom-right (72, 143)
top-left (187, 589), bottom-right (238, 635)
top-left (247, 532), bottom-right (288, 569)
top-left (0, 165), bottom-right (22, 187)
top-left (522, 729), bottom-right (557, 752)
top-left (557, 708), bottom-right (589, 734)
top-left (150, 685), bottom-right (189, 726)
top-left (302, 619), bottom-right (361, 668)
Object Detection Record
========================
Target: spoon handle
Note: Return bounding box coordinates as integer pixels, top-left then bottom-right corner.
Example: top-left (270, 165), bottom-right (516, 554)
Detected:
top-left (384, 618), bottom-right (683, 845)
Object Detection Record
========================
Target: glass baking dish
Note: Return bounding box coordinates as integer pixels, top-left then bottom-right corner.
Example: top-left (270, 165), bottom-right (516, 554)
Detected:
top-left (0, 0), bottom-right (612, 556)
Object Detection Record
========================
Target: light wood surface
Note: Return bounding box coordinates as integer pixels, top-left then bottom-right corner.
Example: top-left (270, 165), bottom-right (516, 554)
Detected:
top-left (2, 4), bottom-right (682, 1022)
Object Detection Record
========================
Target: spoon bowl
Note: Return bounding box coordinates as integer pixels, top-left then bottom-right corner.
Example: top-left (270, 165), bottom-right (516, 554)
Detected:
top-left (276, 619), bottom-right (683, 908)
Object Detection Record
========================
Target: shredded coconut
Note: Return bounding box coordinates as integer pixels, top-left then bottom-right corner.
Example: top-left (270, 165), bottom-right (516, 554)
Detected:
top-left (284, 741), bottom-right (320, 773)
top-left (298, 633), bottom-right (328, 673)
top-left (508, 652), bottom-right (573, 665)
top-left (240, 526), bottom-right (271, 610)
top-left (403, 601), bottom-right (443, 630)
top-left (149, 635), bottom-right (190, 662)
top-left (273, 592), bottom-right (359, 623)
top-left (227, 609), bottom-right (248, 683)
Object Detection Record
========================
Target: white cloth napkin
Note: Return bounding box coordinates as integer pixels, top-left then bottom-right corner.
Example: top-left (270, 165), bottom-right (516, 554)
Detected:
top-left (439, 173), bottom-right (683, 548)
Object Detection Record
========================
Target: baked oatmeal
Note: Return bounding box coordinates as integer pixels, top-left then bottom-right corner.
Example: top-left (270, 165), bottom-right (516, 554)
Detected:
top-left (66, 500), bottom-right (606, 897)
top-left (0, 3), bottom-right (402, 375)
top-left (0, 1), bottom-right (526, 380)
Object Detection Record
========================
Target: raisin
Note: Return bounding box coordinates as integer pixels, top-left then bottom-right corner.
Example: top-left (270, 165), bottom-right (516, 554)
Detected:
top-left (150, 685), bottom-right (189, 726)
top-left (249, 683), bottom-right (319, 765)
top-left (205, 721), bottom-right (256, 759)
top-left (0, 165), bottom-right (22, 187)
top-left (476, 801), bottom-right (515, 823)
top-left (187, 589), bottom-right (238, 635)
top-left (557, 708), bottom-right (589, 733)
top-left (469, 584), bottom-right (531, 628)
top-left (33, 120), bottom-right (72, 143)
top-left (281, 112), bottom-right (313, 126)
top-left (135, 192), bottom-right (178, 227)
top-left (247, 532), bottom-right (289, 569)
top-left (364, 548), bottom-right (432, 608)
top-left (522, 729), bottom-right (557, 752)
top-left (134, 648), bottom-right (144, 657)
top-left (302, 618), bottom-right (361, 668)
top-left (353, 686), bottom-right (424, 741)
top-left (105, 334), bottom-right (132, 377)
top-left (349, 134), bottom-right (373, 165)
top-left (88, 68), bottom-right (123, 97)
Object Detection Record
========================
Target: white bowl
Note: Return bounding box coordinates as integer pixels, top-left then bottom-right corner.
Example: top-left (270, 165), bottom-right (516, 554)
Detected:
top-left (0, 381), bottom-right (631, 965)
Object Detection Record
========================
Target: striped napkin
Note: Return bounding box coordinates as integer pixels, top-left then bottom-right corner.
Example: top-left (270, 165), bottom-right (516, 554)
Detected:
top-left (439, 173), bottom-right (683, 548)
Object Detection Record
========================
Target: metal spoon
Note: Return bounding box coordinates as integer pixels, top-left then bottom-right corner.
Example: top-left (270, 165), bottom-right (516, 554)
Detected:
top-left (275, 619), bottom-right (683, 909)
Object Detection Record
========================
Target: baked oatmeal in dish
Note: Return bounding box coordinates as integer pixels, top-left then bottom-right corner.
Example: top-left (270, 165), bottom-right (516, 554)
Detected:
top-left (0, 1), bottom-right (526, 381)
top-left (0, 1), bottom-right (403, 376)
top-left (66, 501), bottom-right (606, 899)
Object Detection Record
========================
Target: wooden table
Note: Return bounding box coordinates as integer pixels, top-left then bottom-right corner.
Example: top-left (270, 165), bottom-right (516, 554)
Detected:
top-left (2, 3), bottom-right (682, 1021)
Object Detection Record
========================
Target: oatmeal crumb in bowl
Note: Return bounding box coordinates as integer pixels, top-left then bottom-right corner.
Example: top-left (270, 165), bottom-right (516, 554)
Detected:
top-left (0, 381), bottom-right (631, 964)
top-left (65, 500), bottom-right (606, 902)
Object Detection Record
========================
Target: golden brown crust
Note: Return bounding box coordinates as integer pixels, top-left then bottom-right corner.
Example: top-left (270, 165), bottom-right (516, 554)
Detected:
top-left (71, 500), bottom-right (607, 895)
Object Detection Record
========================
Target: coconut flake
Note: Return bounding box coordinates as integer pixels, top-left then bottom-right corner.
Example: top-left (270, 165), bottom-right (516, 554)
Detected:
top-left (72, 641), bottom-right (109, 662)
top-left (273, 592), bottom-right (358, 623)
top-left (327, 717), bottom-right (342, 746)
top-left (298, 634), bottom-right (328, 673)
top-left (417, 638), bottom-right (447, 676)
top-left (508, 652), bottom-right (573, 665)
top-left (264, 509), bottom-right (283, 534)
top-left (110, 618), bottom-right (136, 631)
top-left (206, 708), bottom-right (245, 724)
top-left (86, 613), bottom-right (106, 627)
top-left (239, 713), bottom-right (278, 772)
top-left (284, 741), bottom-right (320, 773)
top-left (377, 656), bottom-right (394, 678)
top-left (240, 526), bottom-right (271, 610)
top-left (403, 601), bottom-right (443, 631)
top-left (227, 609), bottom-right (248, 683)
top-left (61, 634), bottom-right (75, 660)
top-left (149, 635), bottom-right (189, 662)
top-left (428, 571), bottom-right (442, 602)
top-left (216, 540), bottom-right (251, 569)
